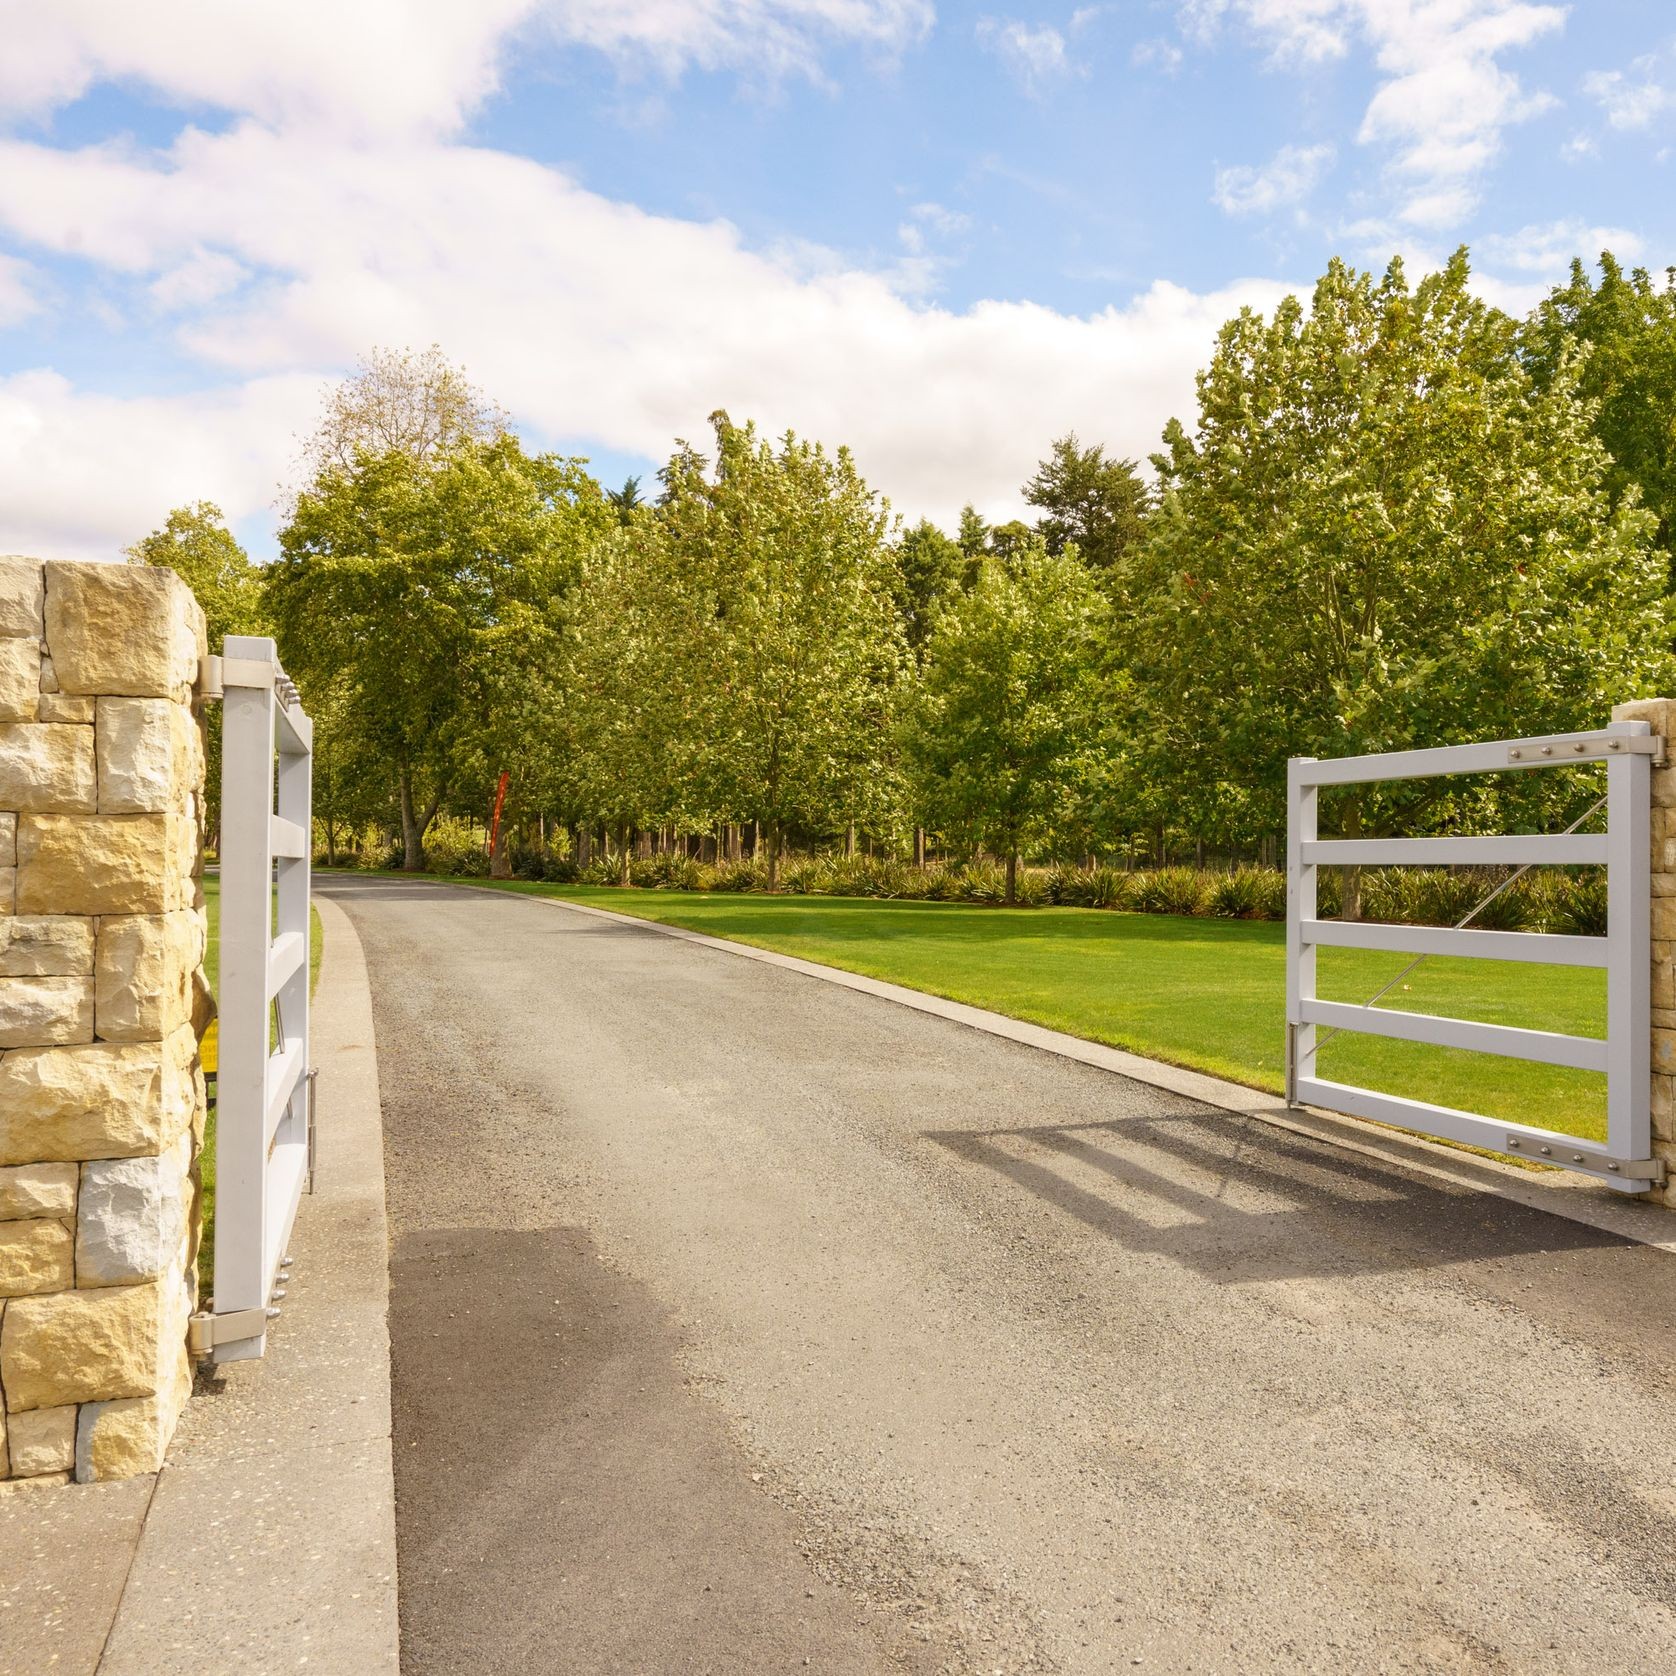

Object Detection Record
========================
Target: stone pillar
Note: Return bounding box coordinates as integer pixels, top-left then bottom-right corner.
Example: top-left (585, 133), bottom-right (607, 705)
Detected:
top-left (1613, 698), bottom-right (1676, 1205)
top-left (0, 557), bottom-right (209, 1485)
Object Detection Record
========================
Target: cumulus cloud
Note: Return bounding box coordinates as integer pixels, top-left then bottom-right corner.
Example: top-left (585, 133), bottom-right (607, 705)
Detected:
top-left (0, 119), bottom-right (1291, 559)
top-left (1212, 142), bottom-right (1334, 215)
top-left (977, 18), bottom-right (1080, 94)
top-left (0, 253), bottom-right (38, 325)
top-left (1476, 218), bottom-right (1643, 274)
top-left (0, 1), bottom-right (934, 137)
top-left (1584, 59), bottom-right (1674, 132)
top-left (1181, 1), bottom-right (1565, 229)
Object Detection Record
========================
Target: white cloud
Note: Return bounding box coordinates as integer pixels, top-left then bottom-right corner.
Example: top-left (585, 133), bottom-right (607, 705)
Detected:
top-left (1476, 218), bottom-right (1644, 274)
top-left (1132, 38), bottom-right (1185, 72)
top-left (0, 2), bottom-right (933, 137)
top-left (1183, 2), bottom-right (1565, 228)
top-left (1212, 141), bottom-right (1334, 214)
top-left (0, 120), bottom-right (1293, 560)
top-left (977, 18), bottom-right (1080, 94)
top-left (1583, 60), bottom-right (1674, 132)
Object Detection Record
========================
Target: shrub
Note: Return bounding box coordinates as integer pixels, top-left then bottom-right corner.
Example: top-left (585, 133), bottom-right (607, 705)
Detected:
top-left (1550, 872), bottom-right (1608, 936)
top-left (956, 860), bottom-right (1008, 903)
top-left (710, 858), bottom-right (768, 892)
top-left (422, 820), bottom-right (490, 876)
top-left (1207, 865), bottom-right (1285, 919)
top-left (1131, 866), bottom-right (1209, 916)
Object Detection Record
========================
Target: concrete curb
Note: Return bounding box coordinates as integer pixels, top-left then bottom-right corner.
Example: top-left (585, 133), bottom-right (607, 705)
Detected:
top-left (500, 885), bottom-right (1676, 1255)
top-left (95, 892), bottom-right (400, 1675)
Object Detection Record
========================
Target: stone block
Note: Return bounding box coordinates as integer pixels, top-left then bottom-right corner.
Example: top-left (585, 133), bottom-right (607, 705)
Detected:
top-left (0, 915), bottom-right (94, 977)
top-left (0, 558), bottom-right (43, 639)
top-left (96, 697), bottom-right (196, 814)
top-left (0, 1218), bottom-right (73, 1295)
top-left (0, 868), bottom-right (13, 916)
top-left (1655, 1030), bottom-right (1676, 1077)
top-left (16, 812), bottom-right (170, 915)
top-left (7, 1405), bottom-right (75, 1475)
top-left (0, 812), bottom-right (12, 865)
top-left (95, 910), bottom-right (200, 1041)
top-left (1655, 1075), bottom-right (1676, 1143)
top-left (37, 652), bottom-right (58, 693)
top-left (77, 1396), bottom-right (173, 1481)
top-left (76, 1143), bottom-right (188, 1288)
top-left (0, 974), bottom-right (94, 1047)
top-left (36, 692), bottom-right (93, 723)
top-left (1, 1281), bottom-right (160, 1410)
top-left (0, 1030), bottom-right (197, 1165)
top-left (0, 722), bottom-right (96, 813)
top-left (0, 1162), bottom-right (76, 1221)
top-left (0, 636), bottom-right (38, 722)
top-left (44, 562), bottom-right (204, 701)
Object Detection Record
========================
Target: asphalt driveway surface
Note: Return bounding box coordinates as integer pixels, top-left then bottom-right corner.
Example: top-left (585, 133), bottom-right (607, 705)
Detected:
top-left (322, 874), bottom-right (1676, 1676)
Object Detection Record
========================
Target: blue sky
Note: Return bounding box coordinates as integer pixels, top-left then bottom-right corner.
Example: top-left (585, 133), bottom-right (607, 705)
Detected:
top-left (0, 2), bottom-right (1672, 561)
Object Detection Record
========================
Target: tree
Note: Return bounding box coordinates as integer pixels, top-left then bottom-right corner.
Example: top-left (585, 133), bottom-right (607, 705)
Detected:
top-left (267, 435), bottom-right (611, 869)
top-left (893, 519), bottom-right (965, 654)
top-left (606, 475), bottom-right (645, 525)
top-left (660, 414), bottom-right (906, 886)
top-left (126, 502), bottom-right (266, 844)
top-left (126, 501), bottom-right (264, 649)
top-left (1117, 250), bottom-right (1671, 908)
top-left (904, 541), bottom-right (1106, 904)
top-left (298, 344), bottom-right (506, 481)
top-left (1523, 254), bottom-right (1676, 581)
top-left (1024, 433), bottom-right (1149, 572)
top-left (957, 504), bottom-right (990, 559)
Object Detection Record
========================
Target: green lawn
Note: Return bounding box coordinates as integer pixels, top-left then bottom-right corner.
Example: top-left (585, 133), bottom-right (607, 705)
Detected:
top-left (380, 876), bottom-right (1608, 1144)
top-left (199, 876), bottom-right (324, 1292)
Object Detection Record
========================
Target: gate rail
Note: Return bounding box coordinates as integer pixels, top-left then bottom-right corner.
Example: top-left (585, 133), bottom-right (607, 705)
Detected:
top-left (1285, 723), bottom-right (1663, 1192)
top-left (191, 635), bottom-right (314, 1361)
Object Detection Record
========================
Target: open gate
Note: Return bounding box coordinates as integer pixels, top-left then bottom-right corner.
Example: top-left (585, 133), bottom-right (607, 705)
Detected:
top-left (191, 635), bottom-right (315, 1362)
top-left (1285, 723), bottom-right (1664, 1192)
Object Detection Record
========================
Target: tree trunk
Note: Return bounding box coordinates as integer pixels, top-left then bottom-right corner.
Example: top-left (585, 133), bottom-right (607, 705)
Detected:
top-left (324, 816), bottom-right (337, 866)
top-left (914, 827), bottom-right (926, 868)
top-left (398, 768), bottom-right (425, 871)
top-left (845, 821), bottom-right (856, 859)
top-left (767, 821), bottom-right (782, 890)
top-left (616, 822), bottom-right (631, 886)
top-left (490, 817), bottom-right (511, 879)
top-left (1005, 849), bottom-right (1019, 906)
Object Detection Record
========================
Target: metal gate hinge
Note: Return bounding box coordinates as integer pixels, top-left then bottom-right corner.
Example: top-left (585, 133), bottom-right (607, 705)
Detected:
top-left (187, 1307), bottom-right (271, 1356)
top-left (196, 654), bottom-right (224, 702)
top-left (1502, 1137), bottom-right (1666, 1182)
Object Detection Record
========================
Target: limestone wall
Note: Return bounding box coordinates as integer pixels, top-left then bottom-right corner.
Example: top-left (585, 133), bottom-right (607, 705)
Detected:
top-left (0, 558), bottom-right (209, 1485)
top-left (1613, 698), bottom-right (1676, 1205)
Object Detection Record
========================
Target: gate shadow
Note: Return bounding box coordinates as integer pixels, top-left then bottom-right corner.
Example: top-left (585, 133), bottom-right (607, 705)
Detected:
top-left (928, 1104), bottom-right (1629, 1284)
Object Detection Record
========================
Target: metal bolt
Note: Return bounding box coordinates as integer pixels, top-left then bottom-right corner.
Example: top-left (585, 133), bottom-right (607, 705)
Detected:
top-left (271, 1288), bottom-right (287, 1301)
top-left (1540, 746), bottom-right (1553, 756)
top-left (265, 1306), bottom-right (282, 1320)
top-left (1572, 742), bottom-right (1586, 754)
top-left (1509, 749), bottom-right (1522, 760)
top-left (1540, 1145), bottom-right (1552, 1155)
top-left (1572, 1154), bottom-right (1584, 1163)
top-left (1610, 740), bottom-right (1622, 750)
top-left (1609, 1162), bottom-right (1622, 1172)
top-left (1508, 1137), bottom-right (1521, 1148)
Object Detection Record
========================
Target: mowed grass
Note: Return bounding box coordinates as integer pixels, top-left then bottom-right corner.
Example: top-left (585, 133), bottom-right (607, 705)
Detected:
top-left (199, 876), bottom-right (324, 1292)
top-left (393, 877), bottom-right (1609, 1144)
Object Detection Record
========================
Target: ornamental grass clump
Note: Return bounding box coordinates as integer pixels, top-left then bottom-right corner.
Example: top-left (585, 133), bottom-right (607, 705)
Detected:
top-left (1207, 865), bottom-right (1285, 919)
top-left (1131, 866), bottom-right (1209, 916)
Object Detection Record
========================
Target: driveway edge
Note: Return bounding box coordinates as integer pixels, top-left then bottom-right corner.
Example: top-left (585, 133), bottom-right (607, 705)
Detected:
top-left (515, 886), bottom-right (1676, 1254)
top-left (96, 892), bottom-right (399, 1675)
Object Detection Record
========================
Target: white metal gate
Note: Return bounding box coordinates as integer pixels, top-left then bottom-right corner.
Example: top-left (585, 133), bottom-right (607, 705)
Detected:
top-left (1285, 723), bottom-right (1663, 1192)
top-left (195, 635), bottom-right (315, 1362)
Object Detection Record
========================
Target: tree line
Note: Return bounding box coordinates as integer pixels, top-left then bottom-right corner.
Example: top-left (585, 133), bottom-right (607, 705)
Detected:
top-left (131, 248), bottom-right (1676, 905)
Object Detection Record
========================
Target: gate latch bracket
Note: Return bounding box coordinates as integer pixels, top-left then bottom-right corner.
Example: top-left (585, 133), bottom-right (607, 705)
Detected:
top-left (1503, 1136), bottom-right (1666, 1182)
top-left (187, 1306), bottom-right (272, 1357)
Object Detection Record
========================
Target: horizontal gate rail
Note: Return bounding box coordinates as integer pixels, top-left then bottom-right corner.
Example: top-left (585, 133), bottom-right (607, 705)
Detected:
top-left (1285, 721), bottom-right (1661, 1191)
top-left (197, 635), bottom-right (315, 1362)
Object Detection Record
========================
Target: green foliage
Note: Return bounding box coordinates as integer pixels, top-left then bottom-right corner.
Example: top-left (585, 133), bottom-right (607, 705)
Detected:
top-left (268, 434), bottom-right (611, 867)
top-left (1024, 432), bottom-right (1149, 571)
top-left (893, 519), bottom-right (966, 653)
top-left (1524, 253), bottom-right (1676, 574)
top-left (1118, 249), bottom-right (1673, 855)
top-left (421, 819), bottom-right (491, 876)
top-left (904, 542), bottom-right (1105, 901)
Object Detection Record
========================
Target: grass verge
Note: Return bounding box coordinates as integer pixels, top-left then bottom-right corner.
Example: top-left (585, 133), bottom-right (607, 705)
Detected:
top-left (324, 872), bottom-right (1608, 1144)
